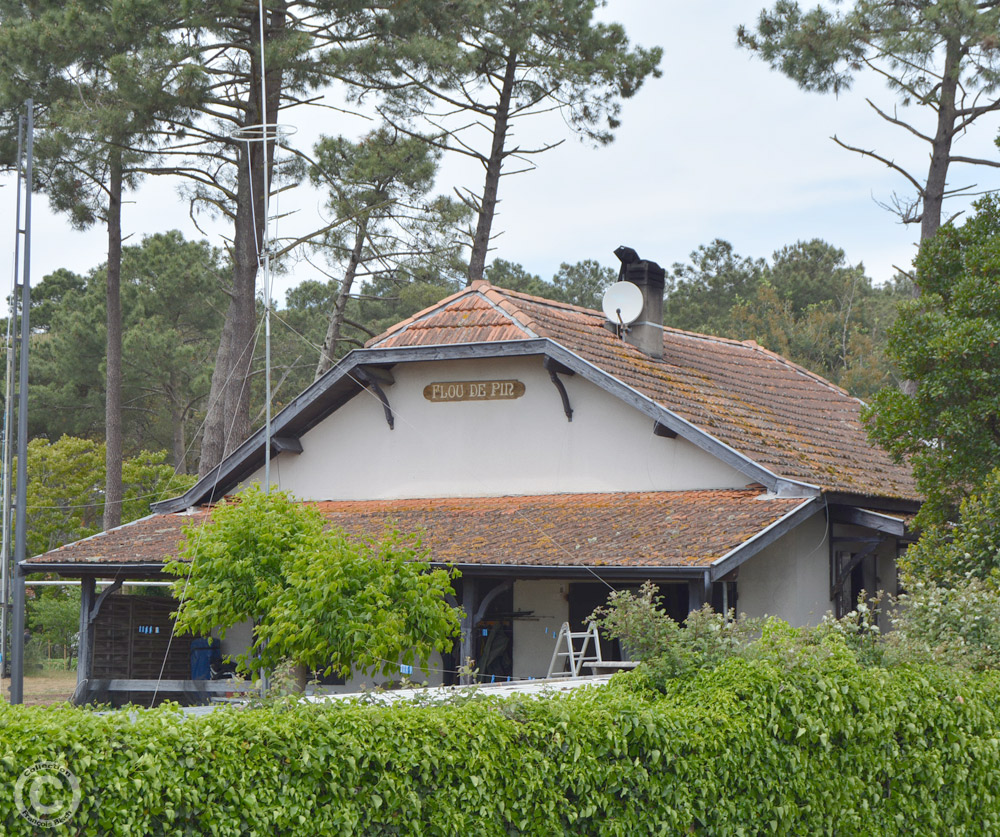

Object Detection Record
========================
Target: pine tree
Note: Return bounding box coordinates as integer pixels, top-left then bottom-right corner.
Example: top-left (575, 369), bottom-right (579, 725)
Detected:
top-left (739, 0), bottom-right (1000, 243)
top-left (0, 0), bottom-right (205, 528)
top-left (342, 0), bottom-right (662, 282)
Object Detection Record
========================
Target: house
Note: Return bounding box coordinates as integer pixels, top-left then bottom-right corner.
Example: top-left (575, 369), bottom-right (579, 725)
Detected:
top-left (25, 251), bottom-right (919, 700)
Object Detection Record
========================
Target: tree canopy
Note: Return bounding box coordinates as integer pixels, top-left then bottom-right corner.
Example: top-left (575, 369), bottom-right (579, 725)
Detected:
top-left (485, 257), bottom-right (615, 309)
top-left (166, 486), bottom-right (461, 679)
top-left (667, 238), bottom-right (905, 397)
top-left (865, 195), bottom-right (1000, 527)
top-left (308, 125), bottom-right (469, 378)
top-left (30, 232), bottom-right (228, 471)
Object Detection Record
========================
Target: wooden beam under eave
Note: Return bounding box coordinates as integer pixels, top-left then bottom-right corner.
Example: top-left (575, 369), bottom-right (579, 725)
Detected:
top-left (270, 435), bottom-right (303, 455)
top-left (830, 505), bottom-right (907, 537)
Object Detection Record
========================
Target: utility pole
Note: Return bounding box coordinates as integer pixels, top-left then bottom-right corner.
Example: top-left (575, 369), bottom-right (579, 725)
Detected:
top-left (0, 114), bottom-right (24, 680)
top-left (10, 100), bottom-right (33, 705)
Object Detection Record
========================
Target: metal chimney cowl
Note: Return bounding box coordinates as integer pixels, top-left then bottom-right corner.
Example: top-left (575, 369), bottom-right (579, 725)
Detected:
top-left (622, 258), bottom-right (665, 359)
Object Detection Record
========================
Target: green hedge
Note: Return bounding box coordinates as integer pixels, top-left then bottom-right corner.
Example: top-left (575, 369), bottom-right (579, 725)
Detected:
top-left (3, 655), bottom-right (1000, 835)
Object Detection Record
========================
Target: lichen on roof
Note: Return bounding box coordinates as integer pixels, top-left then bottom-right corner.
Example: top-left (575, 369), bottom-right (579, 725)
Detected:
top-left (368, 281), bottom-right (918, 502)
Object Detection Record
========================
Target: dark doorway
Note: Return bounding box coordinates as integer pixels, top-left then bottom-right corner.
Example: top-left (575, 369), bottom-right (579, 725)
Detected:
top-left (475, 584), bottom-right (514, 683)
top-left (567, 582), bottom-right (690, 662)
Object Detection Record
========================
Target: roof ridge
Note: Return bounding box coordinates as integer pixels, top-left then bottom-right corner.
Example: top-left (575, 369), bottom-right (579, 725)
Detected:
top-left (365, 283), bottom-right (472, 347)
top-left (476, 285), bottom-right (540, 337)
top-left (661, 323), bottom-right (748, 346)
top-left (492, 285), bottom-right (607, 319)
top-left (366, 281), bottom-right (542, 347)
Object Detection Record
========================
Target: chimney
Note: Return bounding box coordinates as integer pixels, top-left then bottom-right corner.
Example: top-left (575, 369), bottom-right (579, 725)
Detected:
top-left (614, 246), bottom-right (665, 360)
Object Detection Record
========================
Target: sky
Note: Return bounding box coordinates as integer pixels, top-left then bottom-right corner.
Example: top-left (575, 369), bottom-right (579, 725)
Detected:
top-left (3, 1), bottom-right (1000, 305)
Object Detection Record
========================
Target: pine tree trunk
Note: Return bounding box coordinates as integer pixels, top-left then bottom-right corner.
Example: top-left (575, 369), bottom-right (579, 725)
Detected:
top-left (315, 219), bottom-right (367, 380)
top-left (103, 148), bottom-right (124, 531)
top-left (199, 148), bottom-right (260, 476)
top-left (467, 50), bottom-right (517, 284)
top-left (199, 3), bottom-right (285, 476)
top-left (921, 37), bottom-right (961, 246)
top-left (902, 38), bottom-right (962, 397)
top-left (171, 391), bottom-right (187, 475)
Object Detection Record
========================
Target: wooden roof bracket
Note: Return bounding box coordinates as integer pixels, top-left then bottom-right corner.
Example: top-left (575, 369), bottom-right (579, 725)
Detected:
top-left (89, 578), bottom-right (123, 623)
top-left (270, 435), bottom-right (303, 455)
top-left (543, 356), bottom-right (574, 422)
top-left (652, 420), bottom-right (677, 438)
top-left (355, 366), bottom-right (395, 430)
top-left (830, 535), bottom-right (885, 605)
top-left (75, 576), bottom-right (124, 702)
top-left (473, 579), bottom-right (513, 627)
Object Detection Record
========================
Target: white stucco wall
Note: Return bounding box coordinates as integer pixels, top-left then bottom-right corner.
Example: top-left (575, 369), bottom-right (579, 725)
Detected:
top-left (512, 579), bottom-right (569, 679)
top-left (217, 620), bottom-right (253, 661)
top-left (876, 540), bottom-right (898, 597)
top-left (245, 356), bottom-right (748, 500)
top-left (737, 512), bottom-right (832, 626)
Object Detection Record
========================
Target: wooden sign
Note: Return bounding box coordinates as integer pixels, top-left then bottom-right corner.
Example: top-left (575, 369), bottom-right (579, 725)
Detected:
top-left (423, 380), bottom-right (525, 402)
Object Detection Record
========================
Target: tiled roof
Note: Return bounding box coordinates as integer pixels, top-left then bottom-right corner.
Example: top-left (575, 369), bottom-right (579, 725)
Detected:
top-left (370, 282), bottom-right (918, 501)
top-left (28, 490), bottom-right (807, 571)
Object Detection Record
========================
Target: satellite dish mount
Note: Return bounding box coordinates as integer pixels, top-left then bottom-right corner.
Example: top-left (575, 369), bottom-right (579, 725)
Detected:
top-left (603, 245), bottom-right (645, 336)
top-left (602, 281), bottom-right (644, 335)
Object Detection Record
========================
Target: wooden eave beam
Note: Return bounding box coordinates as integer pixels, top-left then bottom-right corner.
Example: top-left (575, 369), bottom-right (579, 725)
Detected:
top-left (830, 505), bottom-right (907, 537)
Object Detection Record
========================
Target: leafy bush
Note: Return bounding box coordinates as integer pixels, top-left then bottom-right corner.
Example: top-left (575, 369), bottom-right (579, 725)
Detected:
top-left (884, 576), bottom-right (1000, 671)
top-left (2, 652), bottom-right (1000, 835)
top-left (166, 486), bottom-right (461, 679)
top-left (595, 574), bottom-right (1000, 679)
top-left (590, 581), bottom-right (762, 682)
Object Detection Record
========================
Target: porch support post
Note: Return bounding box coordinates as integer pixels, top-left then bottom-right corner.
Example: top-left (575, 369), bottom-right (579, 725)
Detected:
top-left (687, 572), bottom-right (711, 614)
top-left (77, 577), bottom-right (96, 688)
top-left (459, 577), bottom-right (478, 685)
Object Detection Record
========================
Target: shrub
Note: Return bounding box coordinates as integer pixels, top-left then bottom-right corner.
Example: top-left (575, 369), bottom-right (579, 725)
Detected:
top-left (2, 655), bottom-right (1000, 835)
top-left (884, 576), bottom-right (1000, 671)
top-left (166, 486), bottom-right (460, 679)
top-left (590, 581), bottom-right (762, 684)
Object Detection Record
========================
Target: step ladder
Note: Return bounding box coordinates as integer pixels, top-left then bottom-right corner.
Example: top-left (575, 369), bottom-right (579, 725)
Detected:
top-left (546, 621), bottom-right (604, 679)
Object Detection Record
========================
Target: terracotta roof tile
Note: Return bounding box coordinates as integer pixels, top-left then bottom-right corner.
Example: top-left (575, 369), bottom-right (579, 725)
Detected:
top-left (374, 292), bottom-right (534, 347)
top-left (28, 491), bottom-right (806, 570)
top-left (367, 284), bottom-right (918, 501)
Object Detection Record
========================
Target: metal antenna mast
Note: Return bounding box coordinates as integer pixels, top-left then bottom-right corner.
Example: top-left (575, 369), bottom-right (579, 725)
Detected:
top-left (228, 0), bottom-right (296, 698)
top-left (259, 0), bottom-right (273, 496)
top-left (229, 1), bottom-right (294, 497)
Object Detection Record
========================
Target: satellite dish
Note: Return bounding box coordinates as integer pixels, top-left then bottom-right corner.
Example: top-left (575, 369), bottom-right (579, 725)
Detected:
top-left (602, 281), bottom-right (643, 325)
